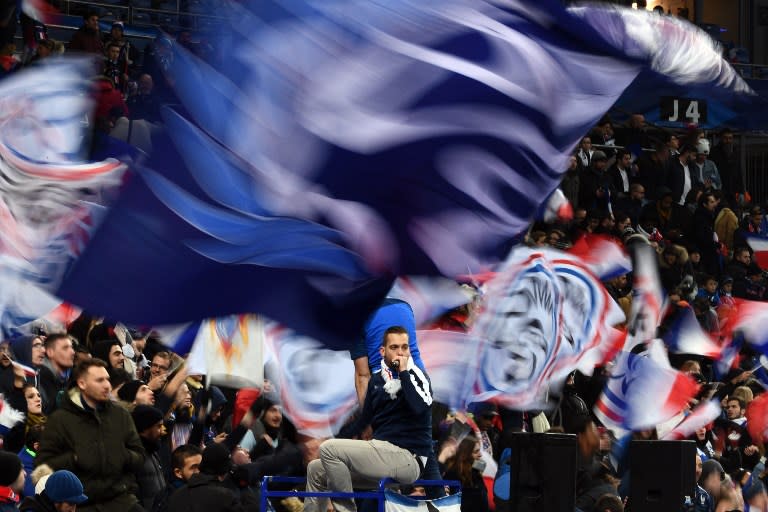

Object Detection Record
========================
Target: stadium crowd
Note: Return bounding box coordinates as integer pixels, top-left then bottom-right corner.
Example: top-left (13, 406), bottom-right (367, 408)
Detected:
top-left (0, 7), bottom-right (767, 512)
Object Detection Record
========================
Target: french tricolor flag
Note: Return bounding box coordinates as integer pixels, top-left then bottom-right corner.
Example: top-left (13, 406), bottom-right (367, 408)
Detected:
top-left (747, 236), bottom-right (768, 270)
top-left (661, 306), bottom-right (722, 358)
top-left (568, 234), bottom-right (631, 281)
top-left (661, 400), bottom-right (722, 440)
top-left (747, 392), bottom-right (768, 444)
top-left (724, 299), bottom-right (768, 352)
top-left (595, 350), bottom-right (699, 431)
top-left (12, 361), bottom-right (36, 378)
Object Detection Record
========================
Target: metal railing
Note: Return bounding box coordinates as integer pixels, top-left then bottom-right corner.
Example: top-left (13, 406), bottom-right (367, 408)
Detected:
top-left (743, 133), bottom-right (768, 205)
top-left (733, 63), bottom-right (768, 81)
top-left (260, 476), bottom-right (462, 512)
top-left (52, 0), bottom-right (231, 33)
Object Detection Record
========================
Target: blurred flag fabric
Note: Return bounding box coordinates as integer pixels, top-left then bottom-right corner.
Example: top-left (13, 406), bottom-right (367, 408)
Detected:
top-left (661, 306), bottom-right (722, 358)
top-left (2, 1), bottom-right (763, 347)
top-left (388, 277), bottom-right (473, 327)
top-left (185, 314), bottom-right (265, 388)
top-left (463, 246), bottom-right (625, 409)
top-left (0, 59), bottom-right (126, 335)
top-left (661, 400), bottom-right (721, 441)
top-left (262, 322), bottom-right (358, 438)
top-left (594, 344), bottom-right (699, 432)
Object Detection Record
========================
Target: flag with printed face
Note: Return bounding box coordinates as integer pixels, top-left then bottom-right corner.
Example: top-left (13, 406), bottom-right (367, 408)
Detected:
top-left (468, 246), bottom-right (625, 409)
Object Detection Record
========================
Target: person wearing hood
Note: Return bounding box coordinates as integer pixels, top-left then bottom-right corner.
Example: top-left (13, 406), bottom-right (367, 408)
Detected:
top-left (202, 386), bottom-right (228, 446)
top-left (132, 405), bottom-right (167, 511)
top-left (91, 339), bottom-right (125, 373)
top-left (9, 336), bottom-right (47, 404)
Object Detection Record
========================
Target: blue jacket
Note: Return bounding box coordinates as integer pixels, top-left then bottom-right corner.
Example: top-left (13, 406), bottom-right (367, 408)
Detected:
top-left (345, 367), bottom-right (433, 457)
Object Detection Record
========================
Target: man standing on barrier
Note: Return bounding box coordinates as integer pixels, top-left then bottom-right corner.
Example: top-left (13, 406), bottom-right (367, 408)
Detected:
top-left (305, 326), bottom-right (433, 512)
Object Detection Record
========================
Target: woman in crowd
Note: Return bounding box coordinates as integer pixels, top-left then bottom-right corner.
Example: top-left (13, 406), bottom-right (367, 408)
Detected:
top-left (442, 435), bottom-right (489, 512)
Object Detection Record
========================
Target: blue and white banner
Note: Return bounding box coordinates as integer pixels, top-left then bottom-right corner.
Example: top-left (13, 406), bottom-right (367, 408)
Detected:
top-left (384, 490), bottom-right (461, 512)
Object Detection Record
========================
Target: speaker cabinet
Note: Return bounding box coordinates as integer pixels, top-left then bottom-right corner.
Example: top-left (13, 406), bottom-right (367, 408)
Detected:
top-left (629, 440), bottom-right (696, 512)
top-left (506, 432), bottom-right (578, 512)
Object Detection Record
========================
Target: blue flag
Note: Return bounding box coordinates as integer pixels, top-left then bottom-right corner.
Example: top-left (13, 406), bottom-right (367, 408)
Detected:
top-left (53, 1), bottom-right (761, 345)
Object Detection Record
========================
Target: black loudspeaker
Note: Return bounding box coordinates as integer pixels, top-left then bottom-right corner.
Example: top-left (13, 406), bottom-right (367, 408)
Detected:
top-left (506, 432), bottom-right (577, 512)
top-left (629, 440), bottom-right (696, 512)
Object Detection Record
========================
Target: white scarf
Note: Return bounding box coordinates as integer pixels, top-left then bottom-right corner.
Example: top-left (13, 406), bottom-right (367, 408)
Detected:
top-left (381, 360), bottom-right (402, 400)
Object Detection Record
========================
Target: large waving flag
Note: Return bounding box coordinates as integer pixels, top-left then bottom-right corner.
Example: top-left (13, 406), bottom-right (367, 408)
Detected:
top-left (5, 1), bottom-right (758, 346)
top-left (661, 400), bottom-right (722, 441)
top-left (466, 246), bottom-right (625, 409)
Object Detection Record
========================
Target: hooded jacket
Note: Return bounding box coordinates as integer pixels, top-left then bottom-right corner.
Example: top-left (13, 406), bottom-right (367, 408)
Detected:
top-left (36, 388), bottom-right (144, 510)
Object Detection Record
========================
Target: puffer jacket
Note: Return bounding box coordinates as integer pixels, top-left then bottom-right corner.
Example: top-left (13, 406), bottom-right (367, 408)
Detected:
top-left (36, 388), bottom-right (145, 511)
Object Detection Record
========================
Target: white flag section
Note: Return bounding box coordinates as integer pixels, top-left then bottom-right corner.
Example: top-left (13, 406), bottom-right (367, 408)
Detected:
top-left (263, 322), bottom-right (358, 438)
top-left (384, 490), bottom-right (461, 512)
top-left (186, 314), bottom-right (264, 388)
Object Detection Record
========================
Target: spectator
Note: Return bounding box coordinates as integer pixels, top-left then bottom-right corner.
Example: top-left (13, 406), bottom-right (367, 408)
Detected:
top-left (0, 452), bottom-right (26, 511)
top-left (692, 192), bottom-right (722, 276)
top-left (696, 275), bottom-right (721, 308)
top-left (635, 141), bottom-right (669, 201)
top-left (36, 359), bottom-right (145, 511)
top-left (68, 11), bottom-right (103, 55)
top-left (91, 339), bottom-right (125, 373)
top-left (667, 144), bottom-right (698, 206)
top-left (19, 469), bottom-right (88, 512)
top-left (578, 150), bottom-right (612, 212)
top-left (699, 459), bottom-right (724, 509)
top-left (693, 139), bottom-right (721, 190)
top-left (561, 155), bottom-right (580, 210)
top-left (639, 186), bottom-right (692, 241)
top-left (127, 74), bottom-right (161, 123)
top-left (307, 326), bottom-right (432, 512)
top-left (694, 454), bottom-right (713, 512)
top-left (576, 136), bottom-right (594, 172)
top-left (132, 405), bottom-right (167, 510)
top-left (710, 129), bottom-right (744, 200)
top-left (152, 444), bottom-right (202, 512)
top-left (715, 397), bottom-right (759, 473)
top-left (117, 380), bottom-right (156, 410)
top-left (442, 435), bottom-right (488, 512)
top-left (608, 148), bottom-right (633, 199)
top-left (167, 443), bottom-right (245, 512)
top-left (39, 334), bottom-right (75, 415)
top-left (103, 42), bottom-right (128, 94)
top-left (102, 21), bottom-right (137, 78)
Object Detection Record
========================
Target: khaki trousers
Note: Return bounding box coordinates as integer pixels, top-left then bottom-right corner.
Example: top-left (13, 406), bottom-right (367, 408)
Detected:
top-left (304, 439), bottom-right (421, 512)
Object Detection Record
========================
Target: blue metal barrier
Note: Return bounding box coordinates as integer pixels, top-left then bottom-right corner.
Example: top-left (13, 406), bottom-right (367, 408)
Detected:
top-left (260, 475), bottom-right (461, 512)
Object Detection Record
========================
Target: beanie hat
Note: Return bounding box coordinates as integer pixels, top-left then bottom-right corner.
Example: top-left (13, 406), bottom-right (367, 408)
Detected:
top-left (0, 451), bottom-right (22, 487)
top-left (199, 442), bottom-right (232, 476)
top-left (118, 380), bottom-right (144, 402)
top-left (45, 470), bottom-right (88, 504)
top-left (112, 21), bottom-right (124, 30)
top-left (131, 405), bottom-right (164, 433)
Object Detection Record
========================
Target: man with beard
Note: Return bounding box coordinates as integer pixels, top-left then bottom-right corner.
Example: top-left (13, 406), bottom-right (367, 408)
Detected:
top-left (36, 359), bottom-right (145, 511)
top-left (132, 405), bottom-right (167, 510)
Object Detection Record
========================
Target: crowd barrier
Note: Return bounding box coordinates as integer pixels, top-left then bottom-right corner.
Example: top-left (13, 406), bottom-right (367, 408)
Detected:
top-left (259, 476), bottom-right (462, 512)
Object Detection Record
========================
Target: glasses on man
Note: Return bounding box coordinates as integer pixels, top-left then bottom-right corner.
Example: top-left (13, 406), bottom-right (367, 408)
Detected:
top-left (151, 363), bottom-right (170, 371)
